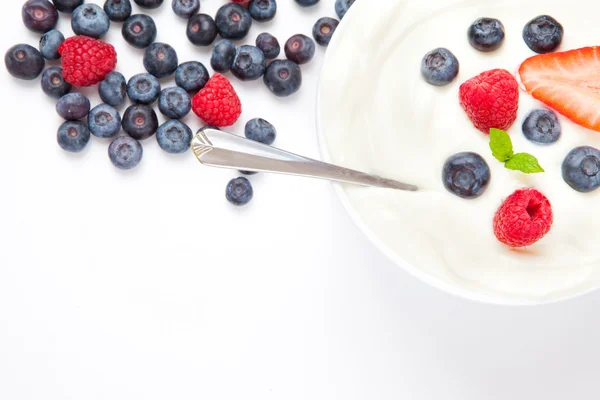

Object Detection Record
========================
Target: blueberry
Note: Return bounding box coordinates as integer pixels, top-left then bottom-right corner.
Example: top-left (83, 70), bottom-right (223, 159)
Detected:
top-left (562, 147), bottom-right (600, 193)
top-left (284, 34), bottom-right (315, 65)
top-left (468, 18), bottom-right (505, 52)
top-left (52, 0), bottom-right (83, 13)
top-left (57, 121), bottom-right (90, 153)
top-left (245, 118), bottom-right (276, 145)
top-left (56, 93), bottom-right (91, 120)
top-left (186, 14), bottom-right (218, 46)
top-left (240, 170), bottom-right (258, 176)
top-left (5, 44), bottom-right (45, 80)
top-left (175, 61), bottom-right (209, 92)
top-left (522, 109), bottom-right (561, 145)
top-left (99, 72), bottom-right (127, 107)
top-left (122, 14), bottom-right (157, 49)
top-left (88, 104), bottom-right (122, 138)
top-left (312, 17), bottom-right (338, 47)
top-left (420, 48), bottom-right (459, 86)
top-left (442, 152), bottom-right (490, 199)
top-left (263, 59), bottom-right (302, 97)
top-left (523, 15), bottom-right (563, 54)
top-left (231, 45), bottom-right (266, 81)
top-left (109, 135), bottom-right (143, 170)
top-left (226, 177), bottom-right (254, 206)
top-left (122, 104), bottom-right (159, 140)
top-left (22, 0), bottom-right (58, 34)
top-left (335, 0), bottom-right (355, 19)
top-left (158, 87), bottom-right (191, 119)
top-left (104, 0), bottom-right (132, 22)
top-left (249, 0), bottom-right (277, 23)
top-left (256, 33), bottom-right (280, 59)
top-left (134, 0), bottom-right (164, 9)
top-left (215, 3), bottom-right (252, 40)
top-left (127, 73), bottom-right (161, 104)
top-left (144, 42), bottom-right (179, 78)
top-left (156, 120), bottom-right (193, 154)
top-left (39, 29), bottom-right (64, 60)
top-left (172, 0), bottom-right (199, 19)
top-left (211, 39), bottom-right (236, 73)
top-left (41, 67), bottom-right (72, 99)
top-left (295, 0), bottom-right (319, 6)
top-left (72, 4), bottom-right (111, 39)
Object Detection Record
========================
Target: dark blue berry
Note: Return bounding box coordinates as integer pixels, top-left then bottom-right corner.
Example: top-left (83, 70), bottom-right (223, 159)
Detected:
top-left (122, 14), bottom-right (157, 49)
top-left (245, 118), bottom-right (276, 145)
top-left (109, 136), bottom-right (143, 170)
top-left (522, 109), bottom-right (561, 145)
top-left (175, 61), bottom-right (209, 92)
top-left (172, 0), bottom-right (199, 19)
top-left (22, 0), bottom-right (58, 34)
top-left (57, 121), bottom-right (90, 153)
top-left (99, 72), bottom-right (127, 107)
top-left (134, 0), bottom-right (164, 9)
top-left (104, 0), bottom-right (132, 22)
top-left (335, 0), bottom-right (354, 19)
top-left (88, 104), bottom-right (122, 138)
top-left (39, 29), bottom-right (64, 60)
top-left (231, 45), bottom-right (266, 81)
top-left (256, 33), bottom-right (280, 59)
top-left (144, 42), bottom-right (179, 78)
top-left (284, 34), bottom-right (315, 65)
top-left (186, 14), bottom-right (218, 46)
top-left (562, 146), bottom-right (600, 193)
top-left (263, 59), bottom-right (302, 97)
top-left (56, 93), bottom-right (90, 120)
top-left (211, 39), bottom-right (236, 73)
top-left (127, 73), bottom-right (161, 104)
top-left (5, 44), bottom-right (45, 80)
top-left (156, 120), bottom-right (193, 154)
top-left (420, 48), bottom-right (459, 86)
top-left (158, 87), bottom-right (191, 119)
top-left (442, 152), bottom-right (490, 199)
top-left (71, 4), bottom-right (110, 39)
top-left (215, 3), bottom-right (252, 40)
top-left (122, 104), bottom-right (158, 140)
top-left (41, 67), bottom-right (72, 99)
top-left (312, 17), bottom-right (338, 47)
top-left (523, 15), bottom-right (563, 54)
top-left (226, 177), bottom-right (254, 206)
top-left (240, 170), bottom-right (258, 176)
top-left (468, 18), bottom-right (505, 52)
top-left (249, 0), bottom-right (277, 23)
top-left (295, 0), bottom-right (319, 6)
top-left (52, 0), bottom-right (83, 13)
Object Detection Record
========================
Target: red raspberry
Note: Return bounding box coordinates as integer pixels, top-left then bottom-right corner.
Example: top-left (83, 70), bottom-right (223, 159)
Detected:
top-left (459, 69), bottom-right (519, 133)
top-left (192, 73), bottom-right (242, 127)
top-left (493, 188), bottom-right (553, 248)
top-left (58, 36), bottom-right (117, 87)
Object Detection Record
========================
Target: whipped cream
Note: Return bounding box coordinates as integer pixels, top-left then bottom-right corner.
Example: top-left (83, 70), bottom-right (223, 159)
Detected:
top-left (318, 0), bottom-right (600, 302)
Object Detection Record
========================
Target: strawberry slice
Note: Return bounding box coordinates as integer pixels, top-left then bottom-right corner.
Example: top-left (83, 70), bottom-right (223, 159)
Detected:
top-left (519, 46), bottom-right (600, 132)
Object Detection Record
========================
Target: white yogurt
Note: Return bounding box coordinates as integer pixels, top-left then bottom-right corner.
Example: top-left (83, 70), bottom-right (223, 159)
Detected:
top-left (318, 0), bottom-right (600, 302)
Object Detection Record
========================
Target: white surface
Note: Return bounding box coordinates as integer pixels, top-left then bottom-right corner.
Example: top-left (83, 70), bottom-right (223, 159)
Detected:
top-left (0, 1), bottom-right (599, 399)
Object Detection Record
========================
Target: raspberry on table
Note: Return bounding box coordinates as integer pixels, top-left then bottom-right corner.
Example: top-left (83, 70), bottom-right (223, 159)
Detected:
top-left (58, 36), bottom-right (117, 87)
top-left (192, 73), bottom-right (242, 127)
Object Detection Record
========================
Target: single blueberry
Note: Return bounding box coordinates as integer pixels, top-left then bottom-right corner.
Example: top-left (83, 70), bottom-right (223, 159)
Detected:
top-left (41, 67), bottom-right (72, 99)
top-left (284, 34), bottom-right (315, 65)
top-left (211, 39), bottom-right (236, 73)
top-left (57, 120), bottom-right (90, 153)
top-left (295, 0), bottom-right (319, 6)
top-left (442, 152), bottom-right (491, 199)
top-left (56, 93), bottom-right (91, 120)
top-left (104, 0), bottom-right (132, 22)
top-left (215, 3), bottom-right (252, 40)
top-left (71, 4), bottom-right (111, 39)
top-left (172, 0), bottom-right (200, 19)
top-left (263, 59), bottom-right (302, 97)
top-left (122, 14), bottom-right (157, 49)
top-left (240, 170), bottom-right (258, 176)
top-left (127, 73), bottom-right (161, 104)
top-left (134, 0), bottom-right (164, 9)
top-left (144, 42), bottom-right (179, 78)
top-left (226, 177), bottom-right (254, 206)
top-left (5, 44), bottom-right (45, 80)
top-left (175, 61), bottom-right (209, 92)
top-left (523, 15), bottom-right (563, 54)
top-left (245, 118), bottom-right (276, 145)
top-left (122, 104), bottom-right (159, 140)
top-left (156, 120), bottom-right (193, 154)
top-left (88, 104), bottom-right (122, 138)
top-left (52, 0), bottom-right (84, 13)
top-left (256, 33), bottom-right (280, 59)
top-left (231, 45), bottom-right (266, 81)
top-left (158, 87), bottom-right (191, 119)
top-left (420, 48), bottom-right (459, 86)
top-left (312, 17), bottom-right (339, 47)
top-left (186, 14), bottom-right (218, 46)
top-left (468, 18), bottom-right (505, 52)
top-left (248, 0), bottom-right (277, 23)
top-left (39, 29), bottom-right (65, 60)
top-left (22, 0), bottom-right (59, 34)
top-left (99, 71), bottom-right (127, 107)
top-left (335, 0), bottom-right (355, 19)
top-left (522, 109), bottom-right (561, 144)
top-left (562, 146), bottom-right (600, 193)
top-left (109, 135), bottom-right (143, 170)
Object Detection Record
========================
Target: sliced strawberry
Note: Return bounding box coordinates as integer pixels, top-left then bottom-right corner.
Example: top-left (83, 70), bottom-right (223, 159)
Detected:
top-left (519, 46), bottom-right (600, 132)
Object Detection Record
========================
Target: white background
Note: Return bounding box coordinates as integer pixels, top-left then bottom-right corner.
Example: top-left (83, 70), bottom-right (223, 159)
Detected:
top-left (1, 0), bottom-right (599, 399)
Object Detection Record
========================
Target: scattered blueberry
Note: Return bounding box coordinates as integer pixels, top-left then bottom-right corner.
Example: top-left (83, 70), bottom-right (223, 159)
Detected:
top-left (240, 170), bottom-right (258, 176)
top-left (335, 0), bottom-right (355, 19)
top-left (172, 0), bottom-right (199, 19)
top-left (522, 109), bottom-right (561, 145)
top-left (122, 14), bottom-right (157, 49)
top-left (144, 42), bottom-right (179, 78)
top-left (442, 152), bottom-right (490, 199)
top-left (562, 146), bottom-right (600, 193)
top-left (41, 67), bottom-right (72, 99)
top-left (88, 104), bottom-right (122, 138)
top-left (295, 0), bottom-right (319, 6)
top-left (134, 0), bottom-right (164, 9)
top-left (57, 121), bottom-right (90, 153)
top-left (156, 120), bottom-right (193, 154)
top-left (52, 0), bottom-right (83, 13)
top-left (175, 61), bottom-right (209, 92)
top-left (109, 135), bottom-right (143, 170)
top-left (4, 44), bottom-right (45, 80)
top-left (122, 104), bottom-right (159, 140)
top-left (523, 15), bottom-right (563, 54)
top-left (256, 33), bottom-right (280, 59)
top-left (104, 0), bottom-right (132, 22)
top-left (56, 93), bottom-right (91, 120)
top-left (158, 87), bottom-right (191, 119)
top-left (127, 73), bottom-right (161, 104)
top-left (420, 48), bottom-right (459, 86)
top-left (22, 0), bottom-right (59, 34)
top-left (284, 34), bottom-right (315, 65)
top-left (215, 3), bottom-right (252, 40)
top-left (39, 29), bottom-right (64, 60)
top-left (186, 13), bottom-right (218, 46)
top-left (71, 4), bottom-right (111, 39)
top-left (312, 17), bottom-right (338, 47)
top-left (263, 59), bottom-right (302, 97)
top-left (226, 177), bottom-right (254, 206)
top-left (99, 72), bottom-right (128, 107)
top-left (245, 118), bottom-right (276, 145)
top-left (211, 39), bottom-right (236, 73)
top-left (231, 45), bottom-right (266, 81)
top-left (249, 0), bottom-right (277, 23)
top-left (468, 18), bottom-right (505, 52)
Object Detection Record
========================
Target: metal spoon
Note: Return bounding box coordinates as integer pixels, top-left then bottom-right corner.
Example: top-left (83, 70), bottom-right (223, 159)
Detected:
top-left (191, 128), bottom-right (418, 192)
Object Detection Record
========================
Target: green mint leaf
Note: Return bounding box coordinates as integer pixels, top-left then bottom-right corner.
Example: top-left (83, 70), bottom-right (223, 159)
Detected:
top-left (489, 128), bottom-right (514, 162)
top-left (505, 153), bottom-right (545, 174)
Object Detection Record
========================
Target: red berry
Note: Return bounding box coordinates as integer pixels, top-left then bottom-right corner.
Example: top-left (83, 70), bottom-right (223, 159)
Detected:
top-left (58, 36), bottom-right (117, 87)
top-left (192, 73), bottom-right (242, 127)
top-left (459, 69), bottom-right (519, 133)
top-left (493, 188), bottom-right (553, 248)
